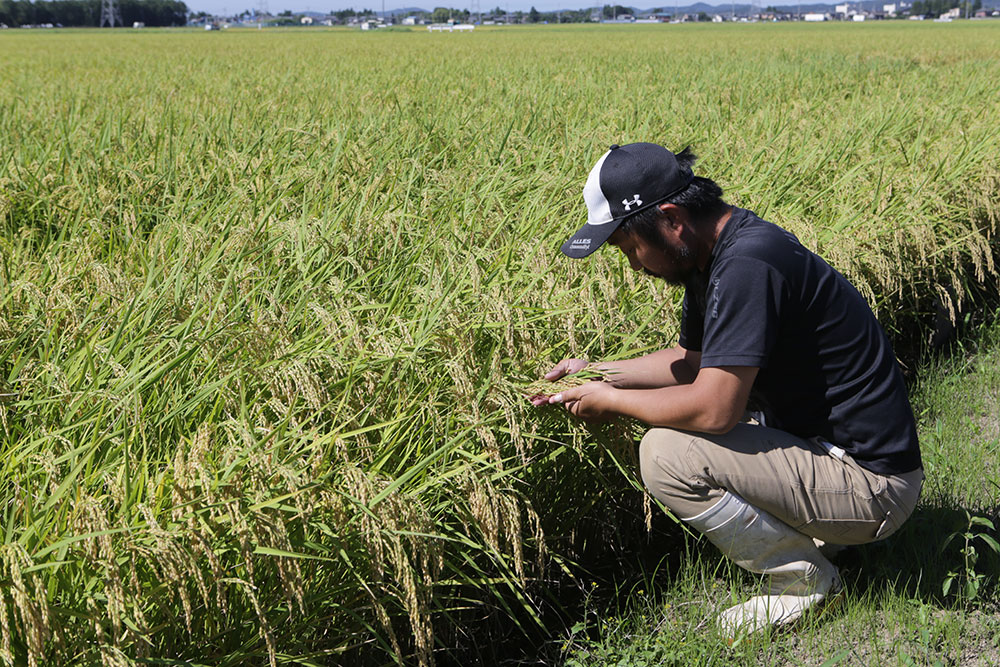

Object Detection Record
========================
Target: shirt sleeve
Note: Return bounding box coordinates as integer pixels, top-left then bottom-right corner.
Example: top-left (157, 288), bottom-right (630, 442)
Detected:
top-left (699, 256), bottom-right (785, 369)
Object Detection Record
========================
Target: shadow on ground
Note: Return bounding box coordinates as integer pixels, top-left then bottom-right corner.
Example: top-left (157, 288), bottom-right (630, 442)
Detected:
top-left (837, 498), bottom-right (1000, 603)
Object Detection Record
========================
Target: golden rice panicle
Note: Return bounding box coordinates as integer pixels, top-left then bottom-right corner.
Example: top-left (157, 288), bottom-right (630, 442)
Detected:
top-left (0, 544), bottom-right (50, 667)
top-left (519, 368), bottom-right (607, 397)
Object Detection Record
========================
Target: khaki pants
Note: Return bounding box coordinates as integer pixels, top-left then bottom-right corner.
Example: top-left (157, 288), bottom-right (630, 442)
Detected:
top-left (639, 423), bottom-right (924, 545)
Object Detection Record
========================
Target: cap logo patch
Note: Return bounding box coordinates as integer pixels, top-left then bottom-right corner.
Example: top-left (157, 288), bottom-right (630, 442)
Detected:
top-left (622, 195), bottom-right (642, 211)
top-left (570, 239), bottom-right (592, 249)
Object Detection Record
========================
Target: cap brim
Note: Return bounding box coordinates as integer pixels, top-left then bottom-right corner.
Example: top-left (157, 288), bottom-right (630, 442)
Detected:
top-left (560, 218), bottom-right (622, 258)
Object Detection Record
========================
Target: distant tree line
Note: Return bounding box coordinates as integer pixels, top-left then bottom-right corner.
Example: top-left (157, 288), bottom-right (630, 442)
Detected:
top-left (331, 7), bottom-right (375, 19)
top-left (328, 1), bottom-right (714, 24)
top-left (304, 0), bottom-right (985, 26)
top-left (0, 0), bottom-right (188, 26)
top-left (910, 0), bottom-right (980, 13)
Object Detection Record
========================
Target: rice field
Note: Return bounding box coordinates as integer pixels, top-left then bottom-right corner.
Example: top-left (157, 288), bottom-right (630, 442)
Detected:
top-left (1, 21), bottom-right (998, 666)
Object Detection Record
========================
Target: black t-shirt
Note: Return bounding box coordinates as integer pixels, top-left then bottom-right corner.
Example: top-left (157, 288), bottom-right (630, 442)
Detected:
top-left (678, 207), bottom-right (921, 476)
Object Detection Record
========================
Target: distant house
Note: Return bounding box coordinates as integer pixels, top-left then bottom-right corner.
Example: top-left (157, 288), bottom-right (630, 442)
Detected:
top-left (300, 15), bottom-right (313, 24)
top-left (427, 22), bottom-right (474, 31)
top-left (803, 12), bottom-right (828, 20)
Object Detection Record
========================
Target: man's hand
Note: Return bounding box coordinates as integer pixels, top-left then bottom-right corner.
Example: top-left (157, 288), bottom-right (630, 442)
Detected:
top-left (528, 358), bottom-right (592, 407)
top-left (548, 381), bottom-right (619, 423)
top-left (543, 358), bottom-right (589, 381)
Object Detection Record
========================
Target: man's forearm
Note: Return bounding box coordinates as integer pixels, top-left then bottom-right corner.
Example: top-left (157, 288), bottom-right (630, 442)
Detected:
top-left (606, 366), bottom-right (757, 433)
top-left (592, 346), bottom-right (699, 389)
top-left (550, 365), bottom-right (755, 433)
top-left (608, 384), bottom-right (720, 432)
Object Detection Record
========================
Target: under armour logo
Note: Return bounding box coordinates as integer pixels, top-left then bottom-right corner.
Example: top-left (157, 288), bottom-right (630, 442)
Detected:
top-left (622, 195), bottom-right (642, 211)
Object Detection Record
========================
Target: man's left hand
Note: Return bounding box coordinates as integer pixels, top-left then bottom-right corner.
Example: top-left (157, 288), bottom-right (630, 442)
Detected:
top-left (548, 381), bottom-right (619, 423)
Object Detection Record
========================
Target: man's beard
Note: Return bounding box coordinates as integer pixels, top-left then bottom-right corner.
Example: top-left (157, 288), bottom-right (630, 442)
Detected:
top-left (645, 234), bottom-right (698, 285)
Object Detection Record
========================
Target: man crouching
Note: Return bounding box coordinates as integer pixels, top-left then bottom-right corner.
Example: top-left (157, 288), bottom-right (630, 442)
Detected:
top-left (534, 142), bottom-right (923, 636)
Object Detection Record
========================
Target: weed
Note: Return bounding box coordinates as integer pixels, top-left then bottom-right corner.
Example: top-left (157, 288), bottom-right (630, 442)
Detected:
top-left (941, 510), bottom-right (1000, 603)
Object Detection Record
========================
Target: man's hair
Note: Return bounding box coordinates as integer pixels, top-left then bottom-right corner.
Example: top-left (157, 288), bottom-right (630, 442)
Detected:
top-left (617, 147), bottom-right (728, 243)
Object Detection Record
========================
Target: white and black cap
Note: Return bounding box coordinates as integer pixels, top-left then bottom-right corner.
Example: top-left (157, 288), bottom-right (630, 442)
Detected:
top-left (561, 142), bottom-right (694, 258)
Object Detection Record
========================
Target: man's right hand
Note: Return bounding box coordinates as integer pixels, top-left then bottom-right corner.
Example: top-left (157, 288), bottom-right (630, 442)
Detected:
top-left (528, 358), bottom-right (591, 407)
top-left (543, 358), bottom-right (590, 381)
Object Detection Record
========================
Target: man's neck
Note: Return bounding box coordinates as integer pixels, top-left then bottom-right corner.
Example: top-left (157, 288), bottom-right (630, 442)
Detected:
top-left (697, 205), bottom-right (734, 271)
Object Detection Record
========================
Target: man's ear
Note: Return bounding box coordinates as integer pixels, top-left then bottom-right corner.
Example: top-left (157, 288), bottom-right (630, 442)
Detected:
top-left (658, 202), bottom-right (684, 230)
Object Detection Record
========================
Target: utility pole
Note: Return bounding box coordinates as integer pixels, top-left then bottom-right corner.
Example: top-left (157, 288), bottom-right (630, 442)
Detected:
top-left (100, 0), bottom-right (120, 26)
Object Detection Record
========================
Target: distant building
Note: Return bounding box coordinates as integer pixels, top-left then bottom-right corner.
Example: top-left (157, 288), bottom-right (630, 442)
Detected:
top-left (852, 13), bottom-right (866, 20)
top-left (835, 3), bottom-right (849, 14)
top-left (427, 23), bottom-right (474, 31)
top-left (803, 12), bottom-right (828, 20)
top-left (300, 15), bottom-right (313, 24)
